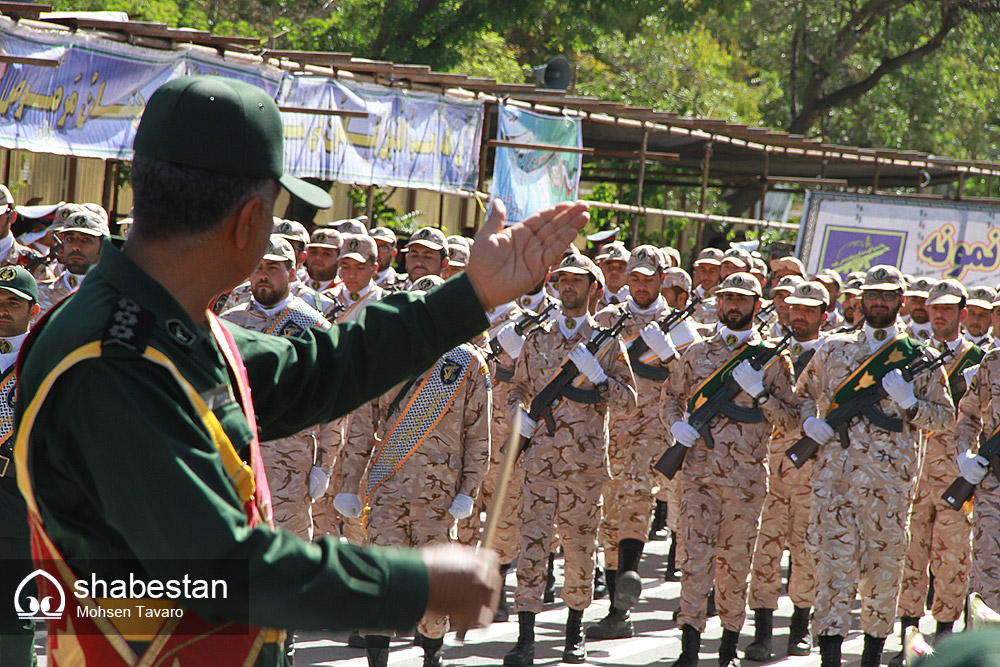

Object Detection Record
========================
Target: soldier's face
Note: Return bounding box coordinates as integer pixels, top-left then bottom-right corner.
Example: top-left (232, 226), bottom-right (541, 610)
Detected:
top-left (338, 257), bottom-right (378, 293)
top-left (59, 231), bottom-right (101, 275)
top-left (817, 280), bottom-right (840, 307)
top-left (305, 246), bottom-right (339, 281)
top-left (600, 260), bottom-right (627, 292)
top-left (558, 272), bottom-right (594, 313)
top-left (693, 263), bottom-right (720, 291)
top-left (930, 303), bottom-right (966, 340)
top-left (861, 289), bottom-right (902, 328)
top-left (405, 244), bottom-right (445, 279)
top-left (992, 307), bottom-right (1000, 334)
top-left (374, 241), bottom-right (396, 272)
top-left (628, 270), bottom-right (661, 309)
top-left (0, 292), bottom-right (36, 337)
top-left (251, 259), bottom-right (293, 307)
top-left (718, 293), bottom-right (758, 330)
top-left (966, 305), bottom-right (992, 337)
top-left (841, 293), bottom-right (861, 324)
top-left (773, 291), bottom-right (791, 325)
top-left (719, 261), bottom-right (745, 281)
top-left (789, 303), bottom-right (826, 340)
top-left (907, 295), bottom-right (929, 324)
top-left (661, 286), bottom-right (688, 310)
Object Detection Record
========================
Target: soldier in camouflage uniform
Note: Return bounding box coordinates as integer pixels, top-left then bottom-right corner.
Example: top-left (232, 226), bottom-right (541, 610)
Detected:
top-left (304, 227), bottom-right (343, 293)
top-left (905, 276), bottom-right (936, 341)
top-left (504, 253), bottom-right (637, 666)
top-left (36, 211), bottom-right (109, 314)
top-left (891, 279), bottom-right (979, 665)
top-left (691, 248), bottom-right (722, 326)
top-left (769, 256), bottom-right (805, 283)
top-left (0, 186), bottom-right (50, 282)
top-left (814, 268), bottom-right (846, 331)
top-left (597, 242), bottom-right (630, 307)
top-left (964, 286), bottom-right (995, 350)
top-left (589, 246), bottom-right (702, 640)
top-left (745, 281), bottom-right (830, 661)
top-left (766, 274), bottom-right (804, 338)
top-left (839, 277), bottom-right (865, 330)
top-left (442, 241), bottom-right (470, 280)
top-left (404, 227), bottom-right (449, 287)
top-left (662, 272), bottom-right (799, 667)
top-left (795, 265), bottom-right (954, 667)
top-left (336, 274), bottom-right (491, 667)
top-left (371, 227), bottom-right (404, 289)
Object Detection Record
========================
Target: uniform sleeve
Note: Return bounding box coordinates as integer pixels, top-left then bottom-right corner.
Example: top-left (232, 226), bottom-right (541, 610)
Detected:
top-left (341, 399), bottom-right (382, 496)
top-left (458, 354), bottom-right (492, 499)
top-left (314, 418), bottom-right (344, 471)
top-left (956, 354), bottom-right (993, 453)
top-left (761, 350), bottom-right (800, 433)
top-left (601, 337), bottom-right (637, 412)
top-left (660, 344), bottom-right (694, 429)
top-left (908, 365), bottom-right (954, 433)
top-left (793, 342), bottom-right (825, 422)
top-left (507, 333), bottom-right (536, 418)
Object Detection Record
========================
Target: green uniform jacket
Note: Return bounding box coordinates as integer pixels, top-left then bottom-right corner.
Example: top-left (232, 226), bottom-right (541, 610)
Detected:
top-left (15, 238), bottom-right (489, 632)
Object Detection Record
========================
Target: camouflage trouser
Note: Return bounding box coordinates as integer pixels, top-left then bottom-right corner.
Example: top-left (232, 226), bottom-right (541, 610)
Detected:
top-left (811, 484), bottom-right (910, 638)
top-left (677, 479), bottom-right (765, 633)
top-left (260, 437), bottom-right (313, 540)
top-left (747, 460), bottom-right (816, 609)
top-left (897, 474), bottom-right (972, 621)
top-left (514, 473), bottom-right (603, 613)
top-left (598, 479), bottom-right (656, 569)
top-left (366, 498), bottom-right (453, 639)
top-left (455, 459), bottom-right (523, 561)
top-left (972, 485), bottom-right (1000, 611)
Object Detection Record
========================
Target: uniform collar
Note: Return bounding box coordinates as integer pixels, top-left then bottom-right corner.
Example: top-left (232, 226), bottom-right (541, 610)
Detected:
top-left (932, 336), bottom-right (962, 353)
top-left (0, 232), bottom-right (14, 261)
top-left (558, 311), bottom-right (590, 339)
top-left (788, 335), bottom-right (822, 357)
top-left (308, 277), bottom-right (337, 292)
top-left (252, 293), bottom-right (294, 317)
top-left (604, 284), bottom-right (629, 305)
top-left (518, 290), bottom-right (547, 312)
top-left (339, 281), bottom-right (373, 304)
top-left (627, 294), bottom-right (666, 316)
top-left (717, 325), bottom-right (754, 350)
top-left (908, 320), bottom-right (933, 342)
top-left (863, 322), bottom-right (899, 354)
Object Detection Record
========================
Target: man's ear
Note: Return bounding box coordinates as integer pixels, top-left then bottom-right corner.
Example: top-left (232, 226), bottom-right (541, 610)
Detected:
top-left (231, 195), bottom-right (266, 250)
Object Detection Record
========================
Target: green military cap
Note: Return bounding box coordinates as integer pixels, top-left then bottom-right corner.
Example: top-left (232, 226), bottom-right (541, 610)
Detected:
top-left (715, 272), bottom-right (762, 297)
top-left (133, 75), bottom-right (333, 210)
top-left (785, 281), bottom-right (830, 308)
top-left (0, 265), bottom-right (38, 303)
top-left (912, 629), bottom-right (1000, 667)
top-left (925, 278), bottom-right (967, 306)
top-left (262, 235), bottom-right (295, 264)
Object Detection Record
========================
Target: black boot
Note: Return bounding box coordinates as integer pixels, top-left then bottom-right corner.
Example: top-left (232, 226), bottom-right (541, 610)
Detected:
top-left (670, 624), bottom-right (701, 667)
top-left (544, 554), bottom-right (557, 603)
top-left (664, 535), bottom-right (680, 582)
top-left (594, 563), bottom-right (607, 600)
top-left (419, 634), bottom-right (446, 667)
top-left (718, 628), bottom-right (739, 667)
top-left (861, 634), bottom-right (885, 667)
top-left (787, 605), bottom-right (812, 656)
top-left (348, 630), bottom-right (367, 648)
top-left (495, 563), bottom-right (512, 623)
top-left (706, 588), bottom-right (717, 618)
top-left (744, 608), bottom-right (773, 661)
top-left (615, 539), bottom-right (645, 612)
top-left (365, 635), bottom-right (391, 667)
top-left (649, 500), bottom-right (668, 539)
top-left (888, 617), bottom-right (919, 667)
top-left (586, 605), bottom-right (634, 640)
top-left (818, 635), bottom-right (842, 667)
top-left (503, 611), bottom-right (535, 666)
top-left (563, 607), bottom-right (587, 663)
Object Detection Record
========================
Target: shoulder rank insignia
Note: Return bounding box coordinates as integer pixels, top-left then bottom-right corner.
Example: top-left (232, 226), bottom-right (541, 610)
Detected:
top-left (102, 296), bottom-right (155, 353)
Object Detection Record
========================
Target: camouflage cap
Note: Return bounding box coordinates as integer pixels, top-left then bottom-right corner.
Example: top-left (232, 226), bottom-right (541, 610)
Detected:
top-left (967, 285), bottom-right (997, 310)
top-left (661, 246), bottom-right (681, 268)
top-left (55, 202), bottom-right (109, 227)
top-left (846, 270), bottom-right (866, 283)
top-left (262, 235), bottom-right (296, 263)
top-left (335, 218), bottom-right (368, 235)
top-left (447, 243), bottom-right (470, 266)
top-left (626, 244), bottom-right (663, 276)
top-left (772, 274), bottom-right (805, 294)
top-left (861, 265), bottom-right (906, 291)
top-left (693, 247), bottom-right (724, 266)
top-left (553, 252), bottom-right (602, 282)
top-left (59, 210), bottom-right (110, 237)
top-left (370, 226), bottom-right (397, 246)
top-left (340, 233), bottom-right (378, 263)
top-left (407, 226), bottom-right (446, 251)
top-left (0, 265), bottom-right (37, 303)
top-left (814, 267), bottom-right (844, 289)
top-left (307, 228), bottom-right (342, 249)
top-left (272, 218), bottom-right (309, 246)
top-left (720, 247), bottom-right (752, 269)
top-left (925, 278), bottom-right (967, 306)
top-left (409, 274), bottom-right (445, 293)
top-left (597, 241), bottom-right (629, 264)
top-left (785, 281), bottom-right (830, 308)
top-left (905, 275), bottom-right (938, 297)
top-left (715, 272), bottom-right (762, 297)
top-left (751, 257), bottom-right (768, 276)
top-left (662, 267), bottom-right (692, 292)
top-left (446, 234), bottom-right (471, 249)
top-left (0, 185), bottom-right (12, 211)
top-left (770, 255), bottom-right (805, 276)
top-left (842, 277), bottom-right (864, 295)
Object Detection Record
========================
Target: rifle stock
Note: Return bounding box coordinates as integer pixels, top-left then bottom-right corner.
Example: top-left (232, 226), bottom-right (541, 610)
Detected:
top-left (654, 444), bottom-right (688, 480)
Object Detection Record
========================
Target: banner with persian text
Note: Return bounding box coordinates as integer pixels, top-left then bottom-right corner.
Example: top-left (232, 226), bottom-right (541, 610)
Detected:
top-left (491, 104), bottom-right (582, 223)
top-left (797, 191), bottom-right (1000, 287)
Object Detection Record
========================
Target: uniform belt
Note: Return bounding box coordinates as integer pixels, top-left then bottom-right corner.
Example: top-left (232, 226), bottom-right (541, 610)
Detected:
top-left (719, 401), bottom-right (764, 423)
top-left (494, 365), bottom-right (514, 384)
top-left (630, 358), bottom-right (669, 382)
top-left (559, 384), bottom-right (602, 404)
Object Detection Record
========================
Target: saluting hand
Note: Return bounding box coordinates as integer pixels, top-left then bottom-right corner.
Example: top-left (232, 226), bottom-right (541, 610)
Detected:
top-left (466, 199), bottom-right (589, 309)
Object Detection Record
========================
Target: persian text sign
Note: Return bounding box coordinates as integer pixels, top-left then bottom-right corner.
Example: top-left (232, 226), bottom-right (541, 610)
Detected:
top-left (491, 104), bottom-right (581, 223)
top-left (278, 75), bottom-right (483, 192)
top-left (797, 191), bottom-right (1000, 287)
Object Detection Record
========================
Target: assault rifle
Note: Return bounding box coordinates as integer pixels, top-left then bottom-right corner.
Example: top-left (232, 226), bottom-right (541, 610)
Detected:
top-left (942, 426), bottom-right (1000, 511)
top-left (22, 238), bottom-right (63, 274)
top-left (485, 300), bottom-right (557, 363)
top-left (754, 301), bottom-right (776, 325)
top-left (786, 345), bottom-right (955, 468)
top-left (654, 328), bottom-right (793, 480)
top-left (627, 296), bottom-right (701, 357)
top-left (515, 309), bottom-right (631, 458)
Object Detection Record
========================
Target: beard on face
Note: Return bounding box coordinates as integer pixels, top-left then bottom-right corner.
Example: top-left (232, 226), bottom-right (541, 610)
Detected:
top-left (722, 308), bottom-right (754, 330)
top-left (861, 300), bottom-right (898, 329)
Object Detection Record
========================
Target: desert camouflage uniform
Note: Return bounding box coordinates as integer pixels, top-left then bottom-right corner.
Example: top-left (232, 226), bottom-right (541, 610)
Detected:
top-left (600, 285), bottom-right (630, 308)
top-left (36, 271), bottom-right (83, 314)
top-left (747, 335), bottom-right (826, 611)
top-left (796, 328), bottom-right (953, 637)
top-left (342, 342), bottom-right (491, 638)
top-left (965, 330), bottom-right (993, 351)
top-left (897, 337), bottom-right (975, 622)
top-left (220, 296), bottom-right (336, 539)
top-left (507, 315), bottom-right (637, 613)
top-left (822, 307), bottom-right (846, 332)
top-left (661, 329), bottom-right (799, 634)
top-left (374, 266), bottom-right (403, 290)
top-left (0, 236), bottom-right (49, 281)
top-left (220, 278), bottom-right (340, 320)
top-left (690, 285), bottom-right (718, 328)
top-left (908, 320), bottom-right (933, 342)
top-left (955, 347), bottom-right (1000, 611)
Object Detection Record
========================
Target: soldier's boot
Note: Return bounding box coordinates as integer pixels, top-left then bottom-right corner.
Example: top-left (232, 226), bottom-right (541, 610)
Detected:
top-left (586, 605), bottom-right (634, 640)
top-left (669, 624), bottom-right (701, 667)
top-left (787, 606), bottom-right (813, 656)
top-left (593, 563), bottom-right (607, 600)
top-left (348, 631), bottom-right (367, 648)
top-left (364, 635), bottom-right (391, 667)
top-left (563, 607), bottom-right (587, 664)
top-left (818, 635), bottom-right (843, 667)
top-left (861, 634), bottom-right (886, 667)
top-left (419, 634), bottom-right (447, 667)
top-left (934, 620), bottom-right (953, 644)
top-left (664, 538), bottom-right (680, 582)
top-left (614, 538), bottom-right (645, 613)
top-left (718, 628), bottom-right (740, 667)
top-left (503, 611), bottom-right (535, 667)
top-left (706, 587), bottom-right (717, 618)
top-left (544, 554), bottom-right (557, 604)
top-left (495, 563), bottom-right (512, 623)
top-left (744, 608), bottom-right (773, 661)
top-left (649, 500), bottom-right (668, 539)
top-left (888, 616), bottom-right (920, 667)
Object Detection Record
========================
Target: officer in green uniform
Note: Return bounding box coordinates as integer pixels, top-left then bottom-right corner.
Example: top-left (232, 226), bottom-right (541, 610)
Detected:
top-left (13, 76), bottom-right (589, 667)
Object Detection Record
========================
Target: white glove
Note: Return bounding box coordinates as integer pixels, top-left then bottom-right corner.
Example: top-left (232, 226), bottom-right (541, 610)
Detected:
top-left (448, 493), bottom-right (476, 520)
top-left (670, 420), bottom-right (700, 448)
top-left (569, 344), bottom-right (609, 385)
top-left (333, 493), bottom-right (363, 518)
top-left (731, 359), bottom-right (766, 398)
top-left (963, 364), bottom-right (980, 388)
top-left (803, 416), bottom-right (836, 445)
top-left (308, 466), bottom-right (330, 499)
top-left (882, 368), bottom-right (917, 410)
top-left (518, 409), bottom-right (538, 438)
top-left (958, 450), bottom-right (989, 485)
top-left (496, 323), bottom-right (525, 359)
top-left (640, 322), bottom-right (677, 361)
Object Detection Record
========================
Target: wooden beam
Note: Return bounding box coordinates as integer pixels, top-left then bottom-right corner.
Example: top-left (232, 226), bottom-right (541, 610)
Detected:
top-left (0, 54), bottom-right (58, 67)
top-left (0, 2), bottom-right (51, 14)
top-left (278, 106), bottom-right (369, 118)
top-left (592, 149), bottom-right (679, 162)
top-left (488, 140), bottom-right (594, 155)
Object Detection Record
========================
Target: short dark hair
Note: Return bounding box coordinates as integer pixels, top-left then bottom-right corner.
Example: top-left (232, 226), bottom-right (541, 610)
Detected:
top-left (130, 155), bottom-right (272, 241)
